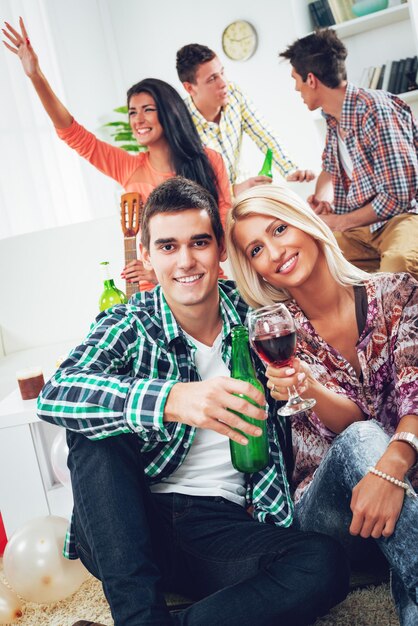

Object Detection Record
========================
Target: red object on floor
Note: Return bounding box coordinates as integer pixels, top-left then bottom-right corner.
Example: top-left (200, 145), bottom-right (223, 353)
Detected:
top-left (0, 512), bottom-right (7, 555)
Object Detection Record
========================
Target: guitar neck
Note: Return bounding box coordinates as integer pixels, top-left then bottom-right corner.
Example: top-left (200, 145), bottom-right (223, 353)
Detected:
top-left (124, 236), bottom-right (139, 298)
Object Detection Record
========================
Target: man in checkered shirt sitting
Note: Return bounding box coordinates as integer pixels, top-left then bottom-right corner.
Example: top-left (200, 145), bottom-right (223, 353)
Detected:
top-left (280, 28), bottom-right (418, 280)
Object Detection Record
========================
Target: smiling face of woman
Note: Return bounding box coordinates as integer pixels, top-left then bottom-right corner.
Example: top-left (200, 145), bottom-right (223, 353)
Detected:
top-left (233, 213), bottom-right (322, 293)
top-left (128, 92), bottom-right (165, 148)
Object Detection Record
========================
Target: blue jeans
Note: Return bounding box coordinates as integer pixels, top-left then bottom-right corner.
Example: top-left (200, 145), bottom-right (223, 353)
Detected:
top-left (67, 431), bottom-right (349, 626)
top-left (293, 420), bottom-right (418, 626)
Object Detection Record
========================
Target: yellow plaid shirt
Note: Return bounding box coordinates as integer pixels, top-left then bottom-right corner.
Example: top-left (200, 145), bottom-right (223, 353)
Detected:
top-left (184, 82), bottom-right (297, 185)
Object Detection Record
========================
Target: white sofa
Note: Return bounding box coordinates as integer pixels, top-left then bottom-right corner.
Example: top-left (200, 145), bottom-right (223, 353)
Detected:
top-left (0, 213), bottom-right (127, 400)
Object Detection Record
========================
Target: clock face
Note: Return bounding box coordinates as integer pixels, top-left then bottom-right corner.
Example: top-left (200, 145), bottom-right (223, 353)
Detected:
top-left (222, 20), bottom-right (257, 61)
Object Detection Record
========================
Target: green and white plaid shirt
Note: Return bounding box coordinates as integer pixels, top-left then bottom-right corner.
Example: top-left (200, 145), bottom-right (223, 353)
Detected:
top-left (38, 281), bottom-right (294, 559)
top-left (184, 82), bottom-right (298, 185)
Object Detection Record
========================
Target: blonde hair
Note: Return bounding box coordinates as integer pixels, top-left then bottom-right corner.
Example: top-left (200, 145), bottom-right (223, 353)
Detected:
top-left (226, 184), bottom-right (369, 309)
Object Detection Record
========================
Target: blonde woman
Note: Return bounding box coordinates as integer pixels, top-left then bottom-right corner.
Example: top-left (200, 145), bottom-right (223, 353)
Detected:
top-left (226, 184), bottom-right (418, 626)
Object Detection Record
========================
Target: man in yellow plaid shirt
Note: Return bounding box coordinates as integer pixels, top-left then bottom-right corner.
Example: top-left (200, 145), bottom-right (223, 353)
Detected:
top-left (176, 43), bottom-right (315, 197)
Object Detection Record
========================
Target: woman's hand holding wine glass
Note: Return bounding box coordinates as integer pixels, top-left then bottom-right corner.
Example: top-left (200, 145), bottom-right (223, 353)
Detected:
top-left (265, 358), bottom-right (313, 401)
top-left (248, 303), bottom-right (316, 417)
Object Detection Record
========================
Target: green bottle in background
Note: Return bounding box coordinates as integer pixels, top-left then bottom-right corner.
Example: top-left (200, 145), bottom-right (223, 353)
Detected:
top-left (258, 148), bottom-right (273, 178)
top-left (229, 326), bottom-right (269, 473)
top-left (99, 261), bottom-right (127, 311)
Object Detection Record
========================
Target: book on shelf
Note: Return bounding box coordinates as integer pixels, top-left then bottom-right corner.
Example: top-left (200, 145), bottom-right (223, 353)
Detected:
top-left (409, 56), bottom-right (418, 91)
top-left (308, 2), bottom-right (323, 27)
top-left (399, 57), bottom-right (418, 93)
top-left (327, 0), bottom-right (345, 23)
top-left (308, 0), bottom-right (356, 28)
top-left (327, 0), bottom-right (355, 23)
top-left (376, 64), bottom-right (386, 90)
top-left (387, 60), bottom-right (400, 93)
top-left (321, 0), bottom-right (337, 25)
top-left (308, 0), bottom-right (335, 27)
top-left (358, 56), bottom-right (418, 95)
top-left (394, 58), bottom-right (406, 94)
top-left (381, 61), bottom-right (392, 92)
top-left (369, 65), bottom-right (383, 90)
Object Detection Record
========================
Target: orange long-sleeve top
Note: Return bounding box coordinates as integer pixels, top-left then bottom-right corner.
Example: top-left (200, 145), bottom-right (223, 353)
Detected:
top-left (56, 119), bottom-right (232, 290)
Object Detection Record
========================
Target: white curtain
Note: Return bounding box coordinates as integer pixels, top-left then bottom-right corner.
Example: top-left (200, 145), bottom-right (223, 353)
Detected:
top-left (0, 0), bottom-right (123, 240)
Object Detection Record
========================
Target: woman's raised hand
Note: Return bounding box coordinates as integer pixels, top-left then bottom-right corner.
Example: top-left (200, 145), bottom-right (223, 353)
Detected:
top-left (3, 17), bottom-right (71, 128)
top-left (2, 17), bottom-right (39, 78)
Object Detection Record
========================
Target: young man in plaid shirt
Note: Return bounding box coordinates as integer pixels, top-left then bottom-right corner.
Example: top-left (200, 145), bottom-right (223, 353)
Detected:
top-left (38, 177), bottom-right (348, 626)
top-left (176, 44), bottom-right (315, 197)
top-left (280, 29), bottom-right (418, 280)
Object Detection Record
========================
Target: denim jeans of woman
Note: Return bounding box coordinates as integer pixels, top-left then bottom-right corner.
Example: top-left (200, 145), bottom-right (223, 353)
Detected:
top-left (293, 420), bottom-right (418, 626)
top-left (66, 430), bottom-right (349, 626)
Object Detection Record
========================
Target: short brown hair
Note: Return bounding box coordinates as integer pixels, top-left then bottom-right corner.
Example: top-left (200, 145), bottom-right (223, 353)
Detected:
top-left (141, 176), bottom-right (224, 250)
top-left (176, 44), bottom-right (216, 83)
top-left (280, 28), bottom-right (347, 88)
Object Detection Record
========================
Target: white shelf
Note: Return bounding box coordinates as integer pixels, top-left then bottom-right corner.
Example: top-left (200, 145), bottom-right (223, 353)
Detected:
top-left (333, 4), bottom-right (410, 38)
top-left (398, 88), bottom-right (418, 102)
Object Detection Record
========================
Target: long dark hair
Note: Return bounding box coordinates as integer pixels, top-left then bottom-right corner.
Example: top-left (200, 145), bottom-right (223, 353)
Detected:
top-left (127, 78), bottom-right (219, 204)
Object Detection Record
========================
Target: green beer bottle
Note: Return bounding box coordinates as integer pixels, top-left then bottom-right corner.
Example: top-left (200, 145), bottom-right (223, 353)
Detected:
top-left (258, 148), bottom-right (273, 178)
top-left (99, 261), bottom-right (127, 311)
top-left (229, 326), bottom-right (269, 473)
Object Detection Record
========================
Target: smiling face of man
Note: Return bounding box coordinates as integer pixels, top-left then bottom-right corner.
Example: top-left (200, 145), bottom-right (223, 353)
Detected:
top-left (141, 208), bottom-right (227, 319)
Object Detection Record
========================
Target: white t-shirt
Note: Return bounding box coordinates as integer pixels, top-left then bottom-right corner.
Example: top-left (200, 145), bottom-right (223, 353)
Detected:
top-left (337, 129), bottom-right (354, 180)
top-left (151, 330), bottom-right (246, 506)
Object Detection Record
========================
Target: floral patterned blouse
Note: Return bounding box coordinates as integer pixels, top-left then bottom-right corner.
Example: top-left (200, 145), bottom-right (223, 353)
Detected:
top-left (287, 272), bottom-right (418, 502)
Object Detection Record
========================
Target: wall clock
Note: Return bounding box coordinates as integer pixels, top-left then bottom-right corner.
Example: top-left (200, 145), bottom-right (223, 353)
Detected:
top-left (222, 20), bottom-right (258, 61)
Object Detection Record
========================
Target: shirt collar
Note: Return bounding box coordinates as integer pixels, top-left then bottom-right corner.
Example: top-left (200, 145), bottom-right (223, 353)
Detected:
top-left (185, 86), bottom-right (232, 127)
top-left (158, 283), bottom-right (244, 346)
top-left (185, 94), bottom-right (211, 127)
top-left (323, 82), bottom-right (358, 131)
top-left (339, 82), bottom-right (358, 130)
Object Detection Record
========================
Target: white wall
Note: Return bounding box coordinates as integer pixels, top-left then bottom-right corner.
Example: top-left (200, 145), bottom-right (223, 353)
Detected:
top-left (0, 0), bottom-right (322, 240)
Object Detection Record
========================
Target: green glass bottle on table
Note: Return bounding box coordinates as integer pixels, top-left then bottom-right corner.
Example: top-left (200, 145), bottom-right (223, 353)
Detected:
top-left (258, 148), bottom-right (273, 178)
top-left (98, 261), bottom-right (127, 311)
top-left (229, 325), bottom-right (269, 473)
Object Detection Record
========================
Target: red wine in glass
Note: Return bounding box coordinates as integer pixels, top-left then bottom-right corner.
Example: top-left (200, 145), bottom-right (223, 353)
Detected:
top-left (253, 331), bottom-right (296, 368)
top-left (248, 303), bottom-right (316, 417)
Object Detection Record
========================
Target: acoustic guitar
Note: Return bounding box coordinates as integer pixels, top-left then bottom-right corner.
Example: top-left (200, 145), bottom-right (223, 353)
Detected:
top-left (120, 192), bottom-right (143, 299)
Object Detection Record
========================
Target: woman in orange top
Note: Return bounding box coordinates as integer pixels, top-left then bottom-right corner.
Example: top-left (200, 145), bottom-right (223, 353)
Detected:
top-left (3, 18), bottom-right (231, 290)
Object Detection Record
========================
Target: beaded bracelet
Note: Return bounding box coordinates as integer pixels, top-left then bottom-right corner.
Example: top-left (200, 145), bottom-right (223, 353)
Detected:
top-left (368, 466), bottom-right (417, 499)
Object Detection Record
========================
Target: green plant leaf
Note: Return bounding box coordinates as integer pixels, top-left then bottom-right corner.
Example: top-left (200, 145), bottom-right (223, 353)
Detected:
top-left (103, 104), bottom-right (142, 152)
top-left (113, 132), bottom-right (136, 141)
top-left (120, 144), bottom-right (140, 152)
top-left (103, 121), bottom-right (131, 128)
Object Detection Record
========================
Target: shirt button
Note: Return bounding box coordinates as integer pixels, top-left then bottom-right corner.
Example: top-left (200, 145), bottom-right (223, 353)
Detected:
top-left (183, 441), bottom-right (190, 448)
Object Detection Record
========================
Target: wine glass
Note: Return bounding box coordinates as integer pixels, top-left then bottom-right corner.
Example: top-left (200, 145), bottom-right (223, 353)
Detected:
top-left (248, 303), bottom-right (316, 417)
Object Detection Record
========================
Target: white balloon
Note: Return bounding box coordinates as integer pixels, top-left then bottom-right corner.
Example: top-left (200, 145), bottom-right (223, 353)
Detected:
top-left (0, 581), bottom-right (22, 624)
top-left (3, 516), bottom-right (89, 604)
top-left (50, 429), bottom-right (71, 489)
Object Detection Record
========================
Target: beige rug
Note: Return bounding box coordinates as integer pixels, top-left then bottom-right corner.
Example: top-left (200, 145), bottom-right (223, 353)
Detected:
top-left (0, 568), bottom-right (400, 626)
